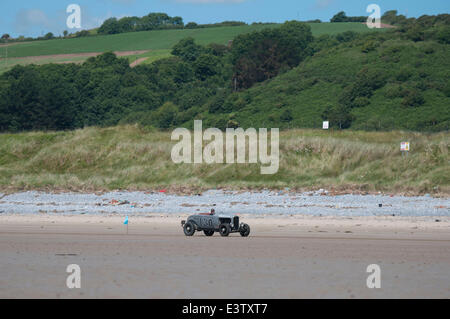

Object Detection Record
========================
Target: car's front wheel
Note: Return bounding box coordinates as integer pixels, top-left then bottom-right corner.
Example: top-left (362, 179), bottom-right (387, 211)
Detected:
top-left (183, 221), bottom-right (195, 236)
top-left (203, 230), bottom-right (214, 236)
top-left (219, 224), bottom-right (231, 237)
top-left (239, 223), bottom-right (250, 237)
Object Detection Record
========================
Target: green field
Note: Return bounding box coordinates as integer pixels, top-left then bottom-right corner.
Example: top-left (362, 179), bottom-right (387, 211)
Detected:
top-left (126, 49), bottom-right (173, 65)
top-left (0, 23), bottom-right (374, 59)
top-left (0, 55), bottom-right (87, 74)
top-left (0, 125), bottom-right (447, 195)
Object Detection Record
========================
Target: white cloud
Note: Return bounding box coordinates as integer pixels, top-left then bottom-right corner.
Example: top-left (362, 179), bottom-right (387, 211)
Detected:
top-left (14, 9), bottom-right (53, 35)
top-left (12, 7), bottom-right (118, 37)
top-left (82, 10), bottom-right (114, 30)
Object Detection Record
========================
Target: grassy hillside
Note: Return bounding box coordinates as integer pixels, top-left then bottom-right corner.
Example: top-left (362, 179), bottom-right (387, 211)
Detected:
top-left (0, 49), bottom-right (173, 74)
top-left (202, 31), bottom-right (450, 132)
top-left (0, 23), bottom-right (373, 59)
top-left (0, 125), bottom-right (448, 195)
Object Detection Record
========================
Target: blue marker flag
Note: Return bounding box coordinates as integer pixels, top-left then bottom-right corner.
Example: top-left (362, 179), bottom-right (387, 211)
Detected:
top-left (124, 216), bottom-right (129, 225)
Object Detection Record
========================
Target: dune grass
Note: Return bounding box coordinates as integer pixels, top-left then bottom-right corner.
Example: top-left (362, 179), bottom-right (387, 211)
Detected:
top-left (0, 125), bottom-right (447, 195)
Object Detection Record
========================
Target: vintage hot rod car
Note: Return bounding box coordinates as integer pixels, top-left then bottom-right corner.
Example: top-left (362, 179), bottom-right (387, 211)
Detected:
top-left (181, 213), bottom-right (250, 237)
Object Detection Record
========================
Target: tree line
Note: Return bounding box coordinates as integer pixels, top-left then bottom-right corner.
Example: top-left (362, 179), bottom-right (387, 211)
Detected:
top-left (0, 13), bottom-right (448, 132)
top-left (0, 21), bottom-right (313, 131)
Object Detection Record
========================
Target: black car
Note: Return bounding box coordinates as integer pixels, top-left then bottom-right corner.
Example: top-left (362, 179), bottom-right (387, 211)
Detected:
top-left (181, 213), bottom-right (250, 237)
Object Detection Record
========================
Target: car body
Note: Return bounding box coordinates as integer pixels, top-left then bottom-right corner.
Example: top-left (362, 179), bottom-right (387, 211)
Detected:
top-left (181, 213), bottom-right (250, 237)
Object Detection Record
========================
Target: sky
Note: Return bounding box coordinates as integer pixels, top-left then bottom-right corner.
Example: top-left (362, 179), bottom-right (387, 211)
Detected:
top-left (1, 0), bottom-right (449, 38)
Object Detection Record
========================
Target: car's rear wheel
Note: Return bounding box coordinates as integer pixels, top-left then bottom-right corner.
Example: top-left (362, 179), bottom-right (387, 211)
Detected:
top-left (183, 221), bottom-right (195, 236)
top-left (239, 223), bottom-right (250, 237)
top-left (219, 224), bottom-right (231, 237)
top-left (203, 230), bottom-right (214, 236)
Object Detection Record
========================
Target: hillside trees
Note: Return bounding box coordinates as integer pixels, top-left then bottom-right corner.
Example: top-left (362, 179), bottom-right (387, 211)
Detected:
top-left (321, 104), bottom-right (353, 129)
top-left (171, 37), bottom-right (205, 62)
top-left (98, 13), bottom-right (184, 35)
top-left (44, 32), bottom-right (55, 40)
top-left (98, 18), bottom-right (121, 34)
top-left (330, 11), bottom-right (366, 23)
top-left (231, 21), bottom-right (313, 89)
top-left (0, 16), bottom-right (448, 132)
top-left (0, 64), bottom-right (78, 130)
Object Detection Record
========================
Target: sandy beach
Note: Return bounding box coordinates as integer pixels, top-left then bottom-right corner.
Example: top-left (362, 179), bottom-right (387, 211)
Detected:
top-left (1, 213), bottom-right (449, 298)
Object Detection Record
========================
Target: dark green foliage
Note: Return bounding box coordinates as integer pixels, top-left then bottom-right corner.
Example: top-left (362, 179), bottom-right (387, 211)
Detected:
top-left (231, 21), bottom-right (313, 89)
top-left (227, 119), bottom-right (240, 128)
top-left (207, 91), bottom-right (228, 114)
top-left (0, 64), bottom-right (78, 131)
top-left (98, 13), bottom-right (184, 35)
top-left (193, 54), bottom-right (220, 80)
top-left (98, 18), bottom-right (121, 34)
top-left (280, 109), bottom-right (293, 122)
top-left (331, 11), bottom-right (366, 23)
top-left (171, 37), bottom-right (206, 62)
top-left (186, 21), bottom-right (247, 29)
top-left (361, 40), bottom-right (378, 53)
top-left (436, 26), bottom-right (450, 44)
top-left (44, 32), bottom-right (54, 40)
top-left (185, 22), bottom-right (198, 29)
top-left (339, 67), bottom-right (387, 107)
top-left (0, 13), bottom-right (448, 133)
top-left (321, 104), bottom-right (353, 129)
top-left (154, 102), bottom-right (179, 129)
top-left (401, 89), bottom-right (425, 107)
top-left (335, 31), bottom-right (358, 43)
top-left (74, 30), bottom-right (90, 38)
top-left (381, 10), bottom-right (406, 25)
top-left (406, 25), bottom-right (425, 41)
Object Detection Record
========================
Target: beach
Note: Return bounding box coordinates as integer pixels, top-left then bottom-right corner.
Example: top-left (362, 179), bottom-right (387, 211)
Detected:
top-left (1, 210), bottom-right (449, 298)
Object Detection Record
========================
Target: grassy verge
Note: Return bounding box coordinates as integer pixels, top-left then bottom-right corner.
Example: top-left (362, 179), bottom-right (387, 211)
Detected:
top-left (0, 125), bottom-right (448, 195)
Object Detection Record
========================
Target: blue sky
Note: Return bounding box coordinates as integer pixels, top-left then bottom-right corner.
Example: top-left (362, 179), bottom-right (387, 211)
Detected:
top-left (1, 0), bottom-right (449, 37)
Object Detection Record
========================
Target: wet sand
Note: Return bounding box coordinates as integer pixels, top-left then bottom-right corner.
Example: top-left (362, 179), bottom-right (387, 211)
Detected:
top-left (0, 215), bottom-right (449, 298)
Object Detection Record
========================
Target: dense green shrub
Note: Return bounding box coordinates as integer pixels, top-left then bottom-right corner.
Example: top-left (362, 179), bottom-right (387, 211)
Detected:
top-left (401, 90), bottom-right (425, 107)
top-left (171, 37), bottom-right (206, 62)
top-left (231, 21), bottom-right (313, 89)
top-left (98, 13), bottom-right (184, 35)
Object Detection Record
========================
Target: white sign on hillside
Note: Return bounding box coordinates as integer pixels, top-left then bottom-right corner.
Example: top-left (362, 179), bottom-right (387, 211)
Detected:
top-left (322, 121), bottom-right (329, 130)
top-left (400, 142), bottom-right (410, 152)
